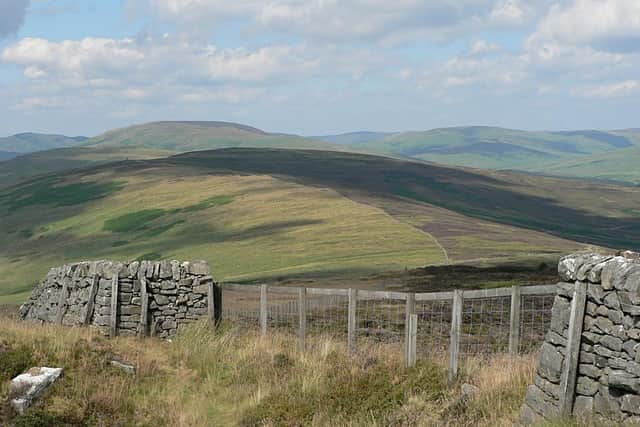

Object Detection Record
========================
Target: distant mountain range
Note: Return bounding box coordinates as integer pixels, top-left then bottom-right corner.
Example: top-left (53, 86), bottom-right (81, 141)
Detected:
top-left (2, 122), bottom-right (640, 184)
top-left (315, 126), bottom-right (640, 184)
top-left (2, 120), bottom-right (640, 304)
top-left (0, 132), bottom-right (88, 160)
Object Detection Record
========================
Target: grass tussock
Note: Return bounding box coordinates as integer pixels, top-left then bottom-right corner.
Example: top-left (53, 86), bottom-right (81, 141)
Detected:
top-left (1, 318), bottom-right (539, 426)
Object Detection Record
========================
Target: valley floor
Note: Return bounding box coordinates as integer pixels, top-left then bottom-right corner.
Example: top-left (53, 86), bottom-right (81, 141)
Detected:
top-left (0, 314), bottom-right (582, 426)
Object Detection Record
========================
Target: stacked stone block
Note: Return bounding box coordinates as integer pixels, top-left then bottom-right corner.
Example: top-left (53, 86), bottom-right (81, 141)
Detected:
top-left (19, 260), bottom-right (215, 338)
top-left (521, 251), bottom-right (640, 424)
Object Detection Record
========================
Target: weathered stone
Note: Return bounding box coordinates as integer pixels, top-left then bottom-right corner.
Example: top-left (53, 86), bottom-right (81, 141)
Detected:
top-left (608, 309), bottom-right (624, 325)
top-left (10, 367), bottom-right (64, 415)
top-left (622, 303), bottom-right (640, 316)
top-left (153, 294), bottom-right (170, 306)
top-left (160, 280), bottom-right (176, 290)
top-left (608, 371), bottom-right (640, 393)
top-left (601, 335), bottom-right (624, 352)
top-left (623, 340), bottom-right (639, 359)
top-left (579, 364), bottom-right (602, 379)
top-left (604, 292), bottom-right (622, 310)
top-left (588, 283), bottom-right (606, 304)
top-left (161, 319), bottom-right (177, 330)
top-left (189, 260), bottom-right (210, 276)
top-left (623, 269), bottom-right (640, 293)
top-left (547, 331), bottom-right (567, 347)
top-left (582, 331), bottom-right (602, 345)
top-left (538, 343), bottom-right (564, 383)
top-left (594, 316), bottom-right (615, 334)
top-left (557, 282), bottom-right (574, 298)
top-left (576, 376), bottom-right (599, 396)
top-left (520, 403), bottom-right (544, 426)
top-left (118, 293), bottom-right (132, 304)
top-left (596, 305), bottom-right (609, 317)
top-left (595, 345), bottom-right (615, 358)
top-left (580, 351), bottom-right (596, 364)
top-left (573, 396), bottom-right (594, 420)
top-left (586, 301), bottom-right (599, 316)
top-left (594, 386), bottom-right (624, 421)
top-left (622, 394), bottom-right (640, 415)
top-left (119, 305), bottom-right (141, 316)
top-left (601, 258), bottom-right (626, 290)
top-left (110, 359), bottom-right (136, 375)
top-left (558, 254), bottom-right (581, 281)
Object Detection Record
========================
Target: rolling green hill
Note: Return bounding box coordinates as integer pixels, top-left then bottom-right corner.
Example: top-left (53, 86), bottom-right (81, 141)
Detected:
top-left (0, 151), bottom-right (19, 161)
top-left (0, 132), bottom-right (87, 153)
top-left (5, 147), bottom-right (638, 304)
top-left (84, 121), bottom-right (333, 152)
top-left (327, 126), bottom-right (640, 183)
top-left (0, 121), bottom-right (335, 188)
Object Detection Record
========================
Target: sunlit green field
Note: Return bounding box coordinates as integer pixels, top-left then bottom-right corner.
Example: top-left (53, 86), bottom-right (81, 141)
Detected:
top-left (0, 169), bottom-right (447, 303)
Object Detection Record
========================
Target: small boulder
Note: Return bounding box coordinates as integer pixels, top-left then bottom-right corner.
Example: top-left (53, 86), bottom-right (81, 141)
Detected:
top-left (10, 367), bottom-right (64, 415)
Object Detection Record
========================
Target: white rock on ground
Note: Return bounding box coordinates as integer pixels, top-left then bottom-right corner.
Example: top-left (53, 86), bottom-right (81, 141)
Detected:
top-left (10, 367), bottom-right (64, 415)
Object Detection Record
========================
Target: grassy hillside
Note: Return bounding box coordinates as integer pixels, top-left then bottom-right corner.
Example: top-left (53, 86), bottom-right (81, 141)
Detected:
top-left (0, 151), bottom-right (18, 161)
top-left (313, 131), bottom-right (392, 145)
top-left (0, 147), bottom-right (600, 304)
top-left (0, 318), bottom-right (541, 426)
top-left (0, 133), bottom-right (87, 153)
top-left (85, 121), bottom-right (333, 152)
top-left (169, 148), bottom-right (640, 249)
top-left (341, 126), bottom-right (640, 183)
top-left (0, 121), bottom-right (335, 188)
top-left (538, 146), bottom-right (640, 184)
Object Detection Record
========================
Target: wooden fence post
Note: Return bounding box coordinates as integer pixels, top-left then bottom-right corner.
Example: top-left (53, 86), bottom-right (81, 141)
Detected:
top-left (407, 314), bottom-right (418, 368)
top-left (55, 281), bottom-right (69, 325)
top-left (110, 273), bottom-right (119, 337)
top-left (138, 276), bottom-right (149, 337)
top-left (208, 281), bottom-right (216, 325)
top-left (348, 288), bottom-right (358, 353)
top-left (260, 284), bottom-right (268, 337)
top-left (298, 287), bottom-right (307, 352)
top-left (405, 293), bottom-right (416, 366)
top-left (560, 282), bottom-right (587, 416)
top-left (84, 274), bottom-right (100, 326)
top-left (448, 290), bottom-right (463, 383)
top-left (509, 285), bottom-right (521, 354)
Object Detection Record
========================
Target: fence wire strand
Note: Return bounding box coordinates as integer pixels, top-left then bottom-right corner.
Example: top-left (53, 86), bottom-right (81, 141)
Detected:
top-left (221, 285), bottom-right (557, 358)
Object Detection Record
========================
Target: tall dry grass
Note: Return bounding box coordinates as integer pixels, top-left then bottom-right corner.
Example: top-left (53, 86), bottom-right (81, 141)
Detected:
top-left (1, 318), bottom-right (541, 426)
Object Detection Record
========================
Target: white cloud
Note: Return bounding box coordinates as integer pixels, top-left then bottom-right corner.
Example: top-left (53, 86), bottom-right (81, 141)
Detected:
top-left (0, 0), bottom-right (30, 38)
top-left (489, 0), bottom-right (526, 25)
top-left (469, 39), bottom-right (502, 56)
top-left (528, 0), bottom-right (640, 53)
top-left (139, 0), bottom-right (548, 44)
top-left (573, 80), bottom-right (640, 98)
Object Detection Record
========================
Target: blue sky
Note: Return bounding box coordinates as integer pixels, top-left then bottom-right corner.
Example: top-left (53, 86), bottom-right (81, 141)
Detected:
top-left (0, 0), bottom-right (639, 137)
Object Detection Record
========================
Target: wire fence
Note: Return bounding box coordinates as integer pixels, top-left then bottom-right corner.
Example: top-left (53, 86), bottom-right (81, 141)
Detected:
top-left (220, 283), bottom-right (558, 376)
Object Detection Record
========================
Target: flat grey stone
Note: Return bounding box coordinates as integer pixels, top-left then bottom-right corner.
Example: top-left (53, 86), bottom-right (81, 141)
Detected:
top-left (10, 367), bottom-right (64, 415)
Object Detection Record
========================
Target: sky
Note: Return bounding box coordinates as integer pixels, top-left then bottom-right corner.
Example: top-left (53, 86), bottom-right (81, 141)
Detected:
top-left (0, 0), bottom-right (639, 137)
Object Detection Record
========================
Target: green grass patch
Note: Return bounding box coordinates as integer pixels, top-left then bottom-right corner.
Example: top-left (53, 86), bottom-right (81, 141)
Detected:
top-left (0, 345), bottom-right (33, 382)
top-left (180, 195), bottom-right (234, 213)
top-left (242, 357), bottom-right (448, 426)
top-left (0, 177), bottom-right (125, 211)
top-left (103, 209), bottom-right (166, 233)
top-left (111, 240), bottom-right (129, 247)
top-left (141, 220), bottom-right (186, 238)
top-left (135, 252), bottom-right (162, 261)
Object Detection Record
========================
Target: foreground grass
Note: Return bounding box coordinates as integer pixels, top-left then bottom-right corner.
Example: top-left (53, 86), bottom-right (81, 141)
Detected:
top-left (0, 318), bottom-right (542, 426)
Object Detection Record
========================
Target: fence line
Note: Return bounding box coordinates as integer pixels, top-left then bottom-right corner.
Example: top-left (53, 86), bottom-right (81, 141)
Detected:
top-left (218, 283), bottom-right (558, 380)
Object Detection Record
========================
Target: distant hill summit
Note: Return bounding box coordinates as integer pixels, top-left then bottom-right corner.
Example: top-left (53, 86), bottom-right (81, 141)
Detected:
top-left (313, 131), bottom-right (392, 145)
top-left (0, 132), bottom-right (88, 153)
top-left (321, 126), bottom-right (640, 183)
top-left (84, 120), bottom-right (331, 152)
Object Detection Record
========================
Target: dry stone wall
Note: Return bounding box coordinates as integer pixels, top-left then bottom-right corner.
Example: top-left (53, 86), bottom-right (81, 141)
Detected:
top-left (521, 251), bottom-right (640, 424)
top-left (19, 260), bottom-right (219, 338)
